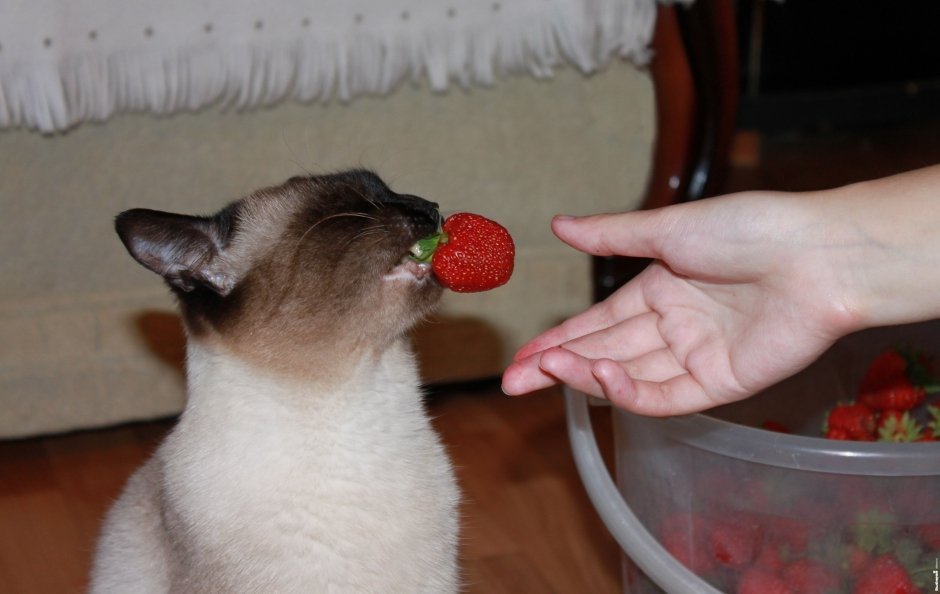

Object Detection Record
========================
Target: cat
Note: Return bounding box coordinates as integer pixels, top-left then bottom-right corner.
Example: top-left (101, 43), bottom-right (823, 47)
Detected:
top-left (90, 170), bottom-right (460, 593)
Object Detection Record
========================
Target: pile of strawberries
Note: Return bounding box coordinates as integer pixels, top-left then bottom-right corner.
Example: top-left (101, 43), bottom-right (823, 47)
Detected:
top-left (640, 348), bottom-right (940, 593)
top-left (655, 485), bottom-right (938, 593)
top-left (824, 348), bottom-right (940, 442)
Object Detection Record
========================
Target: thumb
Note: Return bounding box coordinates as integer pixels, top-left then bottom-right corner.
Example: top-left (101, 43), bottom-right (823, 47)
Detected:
top-left (551, 209), bottom-right (669, 259)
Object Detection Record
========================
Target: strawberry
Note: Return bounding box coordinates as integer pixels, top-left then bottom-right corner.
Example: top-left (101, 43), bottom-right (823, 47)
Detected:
top-left (825, 426), bottom-right (852, 440)
top-left (842, 545), bottom-right (871, 575)
top-left (416, 213), bottom-right (514, 293)
top-left (859, 349), bottom-right (927, 411)
top-left (859, 378), bottom-right (925, 411)
top-left (708, 514), bottom-right (763, 567)
top-left (753, 543), bottom-right (788, 573)
top-left (851, 554), bottom-right (918, 594)
top-left (761, 420), bottom-right (791, 433)
top-left (782, 559), bottom-right (839, 594)
top-left (824, 403), bottom-right (877, 441)
top-left (918, 523), bottom-right (940, 549)
top-left (659, 513), bottom-right (715, 574)
top-left (736, 566), bottom-right (793, 594)
top-left (877, 409), bottom-right (904, 431)
top-left (763, 516), bottom-right (810, 555)
top-left (753, 516), bottom-right (814, 573)
top-left (860, 350), bottom-right (909, 392)
top-left (877, 410), bottom-right (924, 442)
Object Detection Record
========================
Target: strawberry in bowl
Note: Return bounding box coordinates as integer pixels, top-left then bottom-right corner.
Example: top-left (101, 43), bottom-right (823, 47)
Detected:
top-left (821, 347), bottom-right (940, 443)
top-left (409, 212), bottom-right (515, 293)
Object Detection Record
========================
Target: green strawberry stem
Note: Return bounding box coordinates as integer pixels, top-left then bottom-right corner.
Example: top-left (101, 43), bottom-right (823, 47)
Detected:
top-left (409, 231), bottom-right (447, 263)
top-left (929, 405), bottom-right (940, 436)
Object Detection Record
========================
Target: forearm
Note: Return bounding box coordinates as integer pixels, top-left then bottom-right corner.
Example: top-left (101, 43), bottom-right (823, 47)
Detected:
top-left (808, 164), bottom-right (940, 331)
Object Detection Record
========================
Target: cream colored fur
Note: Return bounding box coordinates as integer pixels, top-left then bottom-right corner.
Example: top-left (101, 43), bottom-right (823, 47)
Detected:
top-left (90, 338), bottom-right (459, 593)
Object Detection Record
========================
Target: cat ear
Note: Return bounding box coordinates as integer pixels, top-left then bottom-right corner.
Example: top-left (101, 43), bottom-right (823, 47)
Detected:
top-left (115, 208), bottom-right (236, 295)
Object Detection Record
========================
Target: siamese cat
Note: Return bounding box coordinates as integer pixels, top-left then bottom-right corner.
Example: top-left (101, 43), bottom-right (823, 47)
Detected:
top-left (90, 170), bottom-right (459, 593)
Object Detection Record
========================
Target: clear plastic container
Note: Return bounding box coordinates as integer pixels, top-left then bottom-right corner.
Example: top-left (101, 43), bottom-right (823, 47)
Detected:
top-left (566, 321), bottom-right (940, 593)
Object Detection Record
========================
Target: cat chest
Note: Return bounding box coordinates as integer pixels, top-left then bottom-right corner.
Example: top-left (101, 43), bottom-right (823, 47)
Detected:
top-left (165, 414), bottom-right (454, 541)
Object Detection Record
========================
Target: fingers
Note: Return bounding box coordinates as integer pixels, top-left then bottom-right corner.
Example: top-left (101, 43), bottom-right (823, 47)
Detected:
top-left (512, 299), bottom-right (616, 362)
top-left (593, 361), bottom-right (715, 416)
top-left (512, 277), bottom-right (654, 362)
top-left (558, 312), bottom-right (668, 362)
top-left (537, 347), bottom-right (606, 397)
top-left (505, 310), bottom-right (672, 395)
top-left (528, 347), bottom-right (717, 417)
top-left (551, 211), bottom-right (670, 259)
top-left (501, 352), bottom-right (559, 395)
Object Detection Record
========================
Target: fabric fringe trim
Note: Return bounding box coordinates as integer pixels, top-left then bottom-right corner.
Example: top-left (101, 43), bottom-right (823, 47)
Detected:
top-left (0, 0), bottom-right (660, 133)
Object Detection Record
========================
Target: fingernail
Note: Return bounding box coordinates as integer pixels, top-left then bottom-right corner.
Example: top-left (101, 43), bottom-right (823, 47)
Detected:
top-left (554, 215), bottom-right (575, 222)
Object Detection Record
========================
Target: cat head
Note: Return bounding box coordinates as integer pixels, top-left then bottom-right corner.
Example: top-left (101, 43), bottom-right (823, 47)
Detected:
top-left (116, 169), bottom-right (443, 373)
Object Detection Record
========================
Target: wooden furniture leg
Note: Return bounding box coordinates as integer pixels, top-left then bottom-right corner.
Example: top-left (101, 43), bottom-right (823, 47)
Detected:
top-left (594, 0), bottom-right (739, 301)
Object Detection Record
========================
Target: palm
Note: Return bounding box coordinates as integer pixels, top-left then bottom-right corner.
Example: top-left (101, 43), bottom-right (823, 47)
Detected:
top-left (502, 195), bottom-right (853, 415)
top-left (630, 262), bottom-right (837, 412)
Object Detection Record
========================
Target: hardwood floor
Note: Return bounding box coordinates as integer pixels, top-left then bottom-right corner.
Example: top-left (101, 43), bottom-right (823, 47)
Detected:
top-left (0, 384), bottom-right (621, 594)
top-left (435, 385), bottom-right (619, 594)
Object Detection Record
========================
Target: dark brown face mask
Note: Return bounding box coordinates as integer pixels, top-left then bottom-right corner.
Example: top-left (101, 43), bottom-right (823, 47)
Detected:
top-left (116, 169), bottom-right (443, 375)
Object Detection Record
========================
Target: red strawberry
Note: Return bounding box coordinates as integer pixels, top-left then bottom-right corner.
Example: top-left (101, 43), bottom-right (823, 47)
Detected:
top-left (659, 513), bottom-right (715, 574)
top-left (763, 516), bottom-right (810, 555)
top-left (427, 213), bottom-right (514, 293)
top-left (842, 545), bottom-right (871, 575)
top-left (825, 426), bottom-right (852, 440)
top-left (859, 378), bottom-right (925, 411)
top-left (825, 403), bottom-right (877, 441)
top-left (753, 546), bottom-right (786, 573)
top-left (918, 523), bottom-right (940, 549)
top-left (860, 350), bottom-right (909, 392)
top-left (782, 559), bottom-right (839, 594)
top-left (736, 566), bottom-right (793, 594)
top-left (877, 409), bottom-right (904, 431)
top-left (761, 420), bottom-right (791, 433)
top-left (852, 554), bottom-right (918, 594)
top-left (877, 410), bottom-right (924, 442)
top-left (859, 349), bottom-right (927, 411)
top-left (708, 514), bottom-right (763, 567)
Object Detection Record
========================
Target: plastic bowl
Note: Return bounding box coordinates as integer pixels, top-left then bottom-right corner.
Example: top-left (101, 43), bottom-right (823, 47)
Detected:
top-left (567, 322), bottom-right (940, 593)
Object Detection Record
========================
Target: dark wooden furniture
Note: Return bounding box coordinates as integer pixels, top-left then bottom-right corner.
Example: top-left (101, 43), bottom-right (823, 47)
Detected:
top-left (595, 0), bottom-right (739, 301)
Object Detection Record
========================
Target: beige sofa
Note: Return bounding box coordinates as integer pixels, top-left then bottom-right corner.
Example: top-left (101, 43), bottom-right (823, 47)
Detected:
top-left (0, 62), bottom-right (654, 438)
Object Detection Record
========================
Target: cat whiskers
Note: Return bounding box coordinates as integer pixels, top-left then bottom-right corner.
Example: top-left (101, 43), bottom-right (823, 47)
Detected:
top-left (340, 224), bottom-right (389, 251)
top-left (294, 212), bottom-right (379, 250)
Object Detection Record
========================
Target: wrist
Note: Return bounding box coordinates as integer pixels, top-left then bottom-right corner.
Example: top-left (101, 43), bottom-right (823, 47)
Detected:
top-left (784, 190), bottom-right (870, 338)
top-left (810, 168), bottom-right (940, 331)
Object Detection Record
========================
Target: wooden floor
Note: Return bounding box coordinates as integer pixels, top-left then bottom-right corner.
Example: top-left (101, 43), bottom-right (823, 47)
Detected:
top-left (0, 384), bottom-right (620, 594)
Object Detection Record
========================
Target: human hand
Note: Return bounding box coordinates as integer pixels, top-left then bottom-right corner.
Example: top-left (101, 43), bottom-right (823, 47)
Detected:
top-left (502, 191), bottom-right (863, 416)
